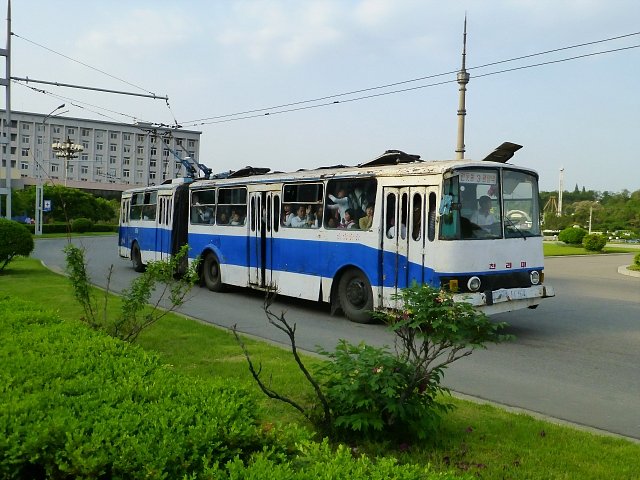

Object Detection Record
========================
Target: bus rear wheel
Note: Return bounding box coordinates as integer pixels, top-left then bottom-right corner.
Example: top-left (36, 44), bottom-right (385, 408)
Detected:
top-left (131, 242), bottom-right (145, 273)
top-left (338, 268), bottom-right (373, 324)
top-left (203, 253), bottom-right (224, 292)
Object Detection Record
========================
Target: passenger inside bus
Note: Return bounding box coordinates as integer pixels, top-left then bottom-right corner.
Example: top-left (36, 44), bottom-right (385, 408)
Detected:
top-left (359, 205), bottom-right (374, 230)
top-left (338, 208), bottom-right (357, 229)
top-left (290, 205), bottom-right (309, 228)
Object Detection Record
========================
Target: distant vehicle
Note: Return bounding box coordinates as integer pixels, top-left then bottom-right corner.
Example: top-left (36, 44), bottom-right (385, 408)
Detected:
top-left (119, 149), bottom-right (555, 323)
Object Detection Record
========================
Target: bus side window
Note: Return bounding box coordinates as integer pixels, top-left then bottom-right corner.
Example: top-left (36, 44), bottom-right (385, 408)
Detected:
top-left (411, 193), bottom-right (422, 241)
top-left (273, 195), bottom-right (280, 232)
top-left (400, 193), bottom-right (408, 240)
top-left (386, 193), bottom-right (396, 238)
top-left (428, 192), bottom-right (436, 242)
top-left (250, 197), bottom-right (256, 232)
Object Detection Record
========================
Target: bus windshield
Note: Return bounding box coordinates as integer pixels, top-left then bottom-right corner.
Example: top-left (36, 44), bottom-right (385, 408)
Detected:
top-left (440, 168), bottom-right (540, 240)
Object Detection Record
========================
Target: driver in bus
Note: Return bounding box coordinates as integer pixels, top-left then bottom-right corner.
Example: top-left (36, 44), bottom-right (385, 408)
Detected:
top-left (471, 195), bottom-right (497, 226)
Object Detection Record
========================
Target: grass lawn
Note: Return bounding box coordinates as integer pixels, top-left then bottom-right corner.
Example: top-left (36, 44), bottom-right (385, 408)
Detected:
top-left (1, 257), bottom-right (639, 479)
top-left (543, 242), bottom-right (639, 256)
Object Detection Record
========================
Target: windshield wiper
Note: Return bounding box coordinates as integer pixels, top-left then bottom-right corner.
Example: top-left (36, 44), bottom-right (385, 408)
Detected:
top-left (504, 216), bottom-right (527, 240)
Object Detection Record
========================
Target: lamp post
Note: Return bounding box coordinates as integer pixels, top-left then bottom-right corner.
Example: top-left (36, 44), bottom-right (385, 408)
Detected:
top-left (52, 136), bottom-right (83, 187)
top-left (34, 104), bottom-right (66, 235)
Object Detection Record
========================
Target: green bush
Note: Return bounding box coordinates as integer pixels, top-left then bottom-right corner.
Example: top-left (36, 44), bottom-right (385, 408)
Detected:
top-left (582, 233), bottom-right (607, 252)
top-left (0, 296), bottom-right (261, 479)
top-left (314, 341), bottom-right (450, 441)
top-left (634, 252), bottom-right (640, 266)
top-left (0, 218), bottom-right (35, 272)
top-left (71, 217), bottom-right (94, 233)
top-left (558, 226), bottom-right (588, 245)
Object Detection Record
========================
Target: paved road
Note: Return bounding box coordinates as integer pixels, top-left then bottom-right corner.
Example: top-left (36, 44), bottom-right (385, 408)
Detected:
top-left (33, 237), bottom-right (640, 440)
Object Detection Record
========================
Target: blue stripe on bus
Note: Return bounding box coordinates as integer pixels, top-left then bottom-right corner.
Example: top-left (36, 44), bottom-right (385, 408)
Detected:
top-left (119, 225), bottom-right (174, 255)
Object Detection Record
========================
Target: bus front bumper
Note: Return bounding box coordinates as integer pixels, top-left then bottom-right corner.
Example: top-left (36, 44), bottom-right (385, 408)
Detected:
top-left (454, 284), bottom-right (555, 315)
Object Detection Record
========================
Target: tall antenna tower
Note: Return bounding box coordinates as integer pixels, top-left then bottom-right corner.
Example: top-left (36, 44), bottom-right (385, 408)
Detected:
top-left (558, 167), bottom-right (565, 216)
top-left (455, 15), bottom-right (470, 159)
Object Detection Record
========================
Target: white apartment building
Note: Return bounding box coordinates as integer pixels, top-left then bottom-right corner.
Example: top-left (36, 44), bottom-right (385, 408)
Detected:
top-left (1, 110), bottom-right (202, 192)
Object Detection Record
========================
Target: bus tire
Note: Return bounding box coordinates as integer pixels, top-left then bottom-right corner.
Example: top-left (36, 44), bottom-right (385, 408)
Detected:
top-left (203, 252), bottom-right (224, 292)
top-left (338, 268), bottom-right (373, 324)
top-left (131, 242), bottom-right (146, 273)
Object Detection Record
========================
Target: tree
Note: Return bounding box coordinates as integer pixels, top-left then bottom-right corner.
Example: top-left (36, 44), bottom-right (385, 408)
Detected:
top-left (0, 219), bottom-right (35, 272)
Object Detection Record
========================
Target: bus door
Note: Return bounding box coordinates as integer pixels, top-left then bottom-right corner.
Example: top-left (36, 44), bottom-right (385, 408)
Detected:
top-left (118, 195), bottom-right (131, 258)
top-left (249, 189), bottom-right (280, 289)
top-left (382, 187), bottom-right (429, 301)
top-left (157, 194), bottom-right (172, 261)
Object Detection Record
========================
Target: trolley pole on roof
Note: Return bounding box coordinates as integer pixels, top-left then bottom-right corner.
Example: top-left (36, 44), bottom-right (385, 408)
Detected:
top-left (455, 15), bottom-right (470, 160)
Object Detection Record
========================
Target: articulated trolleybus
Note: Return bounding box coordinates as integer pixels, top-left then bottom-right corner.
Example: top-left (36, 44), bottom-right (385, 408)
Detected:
top-left (119, 148), bottom-right (554, 323)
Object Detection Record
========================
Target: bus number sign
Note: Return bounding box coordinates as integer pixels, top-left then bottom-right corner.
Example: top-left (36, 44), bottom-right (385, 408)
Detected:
top-left (460, 171), bottom-right (497, 185)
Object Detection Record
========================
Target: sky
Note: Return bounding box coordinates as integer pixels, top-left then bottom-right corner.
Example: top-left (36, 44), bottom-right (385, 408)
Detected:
top-left (6, 0), bottom-right (640, 193)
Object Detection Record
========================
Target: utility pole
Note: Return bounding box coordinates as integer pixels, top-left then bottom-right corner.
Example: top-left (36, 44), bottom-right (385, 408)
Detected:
top-left (0, 0), bottom-right (11, 218)
top-left (455, 15), bottom-right (470, 160)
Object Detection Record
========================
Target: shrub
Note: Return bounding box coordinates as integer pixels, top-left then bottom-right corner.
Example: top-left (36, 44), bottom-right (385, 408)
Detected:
top-left (0, 296), bottom-right (261, 479)
top-left (71, 217), bottom-right (94, 233)
top-left (558, 226), bottom-right (587, 245)
top-left (582, 233), bottom-right (607, 252)
top-left (0, 218), bottom-right (34, 272)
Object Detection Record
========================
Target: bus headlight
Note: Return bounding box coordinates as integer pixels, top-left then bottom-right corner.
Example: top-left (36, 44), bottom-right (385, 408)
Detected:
top-left (467, 276), bottom-right (481, 292)
top-left (530, 270), bottom-right (540, 285)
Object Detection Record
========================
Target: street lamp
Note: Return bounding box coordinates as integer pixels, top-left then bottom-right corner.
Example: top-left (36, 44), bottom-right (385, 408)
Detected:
top-left (34, 104), bottom-right (66, 236)
top-left (52, 136), bottom-right (83, 187)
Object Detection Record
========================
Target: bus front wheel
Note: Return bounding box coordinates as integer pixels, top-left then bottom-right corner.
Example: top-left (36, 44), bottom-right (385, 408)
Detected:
top-left (203, 253), bottom-right (224, 292)
top-left (131, 242), bottom-right (145, 273)
top-left (338, 268), bottom-right (373, 324)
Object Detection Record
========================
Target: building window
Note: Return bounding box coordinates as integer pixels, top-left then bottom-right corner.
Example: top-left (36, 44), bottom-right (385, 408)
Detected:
top-left (110, 144), bottom-right (117, 152)
top-left (96, 167), bottom-right (103, 176)
top-left (137, 170), bottom-right (143, 178)
top-left (96, 154), bottom-right (103, 163)
top-left (188, 151), bottom-right (195, 159)
top-left (110, 132), bottom-right (118, 140)
top-left (96, 131), bottom-right (104, 138)
top-left (21, 148), bottom-right (29, 157)
top-left (137, 134), bottom-right (144, 142)
top-left (150, 136), bottom-right (157, 143)
top-left (37, 136), bottom-right (43, 145)
top-left (82, 141), bottom-right (89, 149)
top-left (123, 169), bottom-right (130, 178)
top-left (123, 145), bottom-right (131, 153)
top-left (123, 157), bottom-right (130, 165)
top-left (137, 146), bottom-right (144, 155)
top-left (149, 171), bottom-right (156, 180)
top-left (188, 139), bottom-right (195, 148)
top-left (21, 161), bottom-right (29, 170)
top-left (96, 142), bottom-right (104, 151)
top-left (53, 126), bottom-right (61, 134)
top-left (109, 156), bottom-right (116, 164)
top-left (81, 154), bottom-right (89, 161)
top-left (81, 128), bottom-right (90, 137)
top-left (176, 138), bottom-right (183, 146)
top-left (163, 148), bottom-right (169, 157)
top-left (163, 137), bottom-right (170, 145)
top-left (67, 128), bottom-right (75, 135)
top-left (81, 165), bottom-right (88, 175)
top-left (136, 158), bottom-right (143, 166)
top-left (36, 124), bottom-right (44, 132)
top-left (22, 123), bottom-right (30, 131)
top-left (150, 159), bottom-right (156, 167)
top-left (52, 137), bottom-right (60, 144)
top-left (51, 164), bottom-right (59, 173)
top-left (123, 133), bottom-right (131, 141)
top-left (22, 135), bottom-right (30, 144)
top-left (150, 147), bottom-right (157, 156)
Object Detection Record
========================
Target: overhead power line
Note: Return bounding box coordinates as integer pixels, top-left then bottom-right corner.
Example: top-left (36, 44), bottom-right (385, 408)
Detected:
top-left (180, 43), bottom-right (640, 128)
top-left (182, 31), bottom-right (640, 125)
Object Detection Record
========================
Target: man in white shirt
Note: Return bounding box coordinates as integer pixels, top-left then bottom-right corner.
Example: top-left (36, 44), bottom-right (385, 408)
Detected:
top-left (471, 195), bottom-right (497, 226)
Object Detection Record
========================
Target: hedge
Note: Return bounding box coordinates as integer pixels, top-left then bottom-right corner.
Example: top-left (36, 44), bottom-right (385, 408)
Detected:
top-left (0, 296), bottom-right (261, 479)
top-left (0, 297), bottom-right (465, 480)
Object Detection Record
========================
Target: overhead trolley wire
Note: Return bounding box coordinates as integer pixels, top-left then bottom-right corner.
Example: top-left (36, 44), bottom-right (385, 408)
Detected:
top-left (181, 31), bottom-right (640, 125)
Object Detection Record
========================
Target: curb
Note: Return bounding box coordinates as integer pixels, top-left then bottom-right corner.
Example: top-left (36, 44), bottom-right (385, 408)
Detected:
top-left (618, 265), bottom-right (640, 278)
